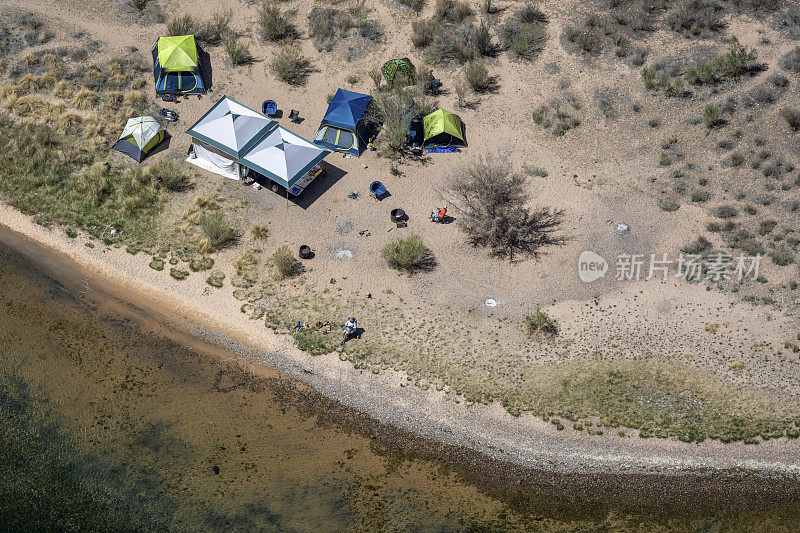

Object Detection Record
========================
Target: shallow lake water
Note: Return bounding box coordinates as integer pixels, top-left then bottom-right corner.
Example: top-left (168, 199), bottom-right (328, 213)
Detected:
top-left (0, 236), bottom-right (798, 532)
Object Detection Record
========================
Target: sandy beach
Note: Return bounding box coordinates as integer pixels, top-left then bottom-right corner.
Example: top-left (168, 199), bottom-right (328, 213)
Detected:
top-left (3, 203), bottom-right (800, 477)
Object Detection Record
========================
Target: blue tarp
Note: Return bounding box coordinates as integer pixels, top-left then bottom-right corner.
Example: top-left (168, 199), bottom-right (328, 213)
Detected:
top-left (321, 89), bottom-right (371, 130)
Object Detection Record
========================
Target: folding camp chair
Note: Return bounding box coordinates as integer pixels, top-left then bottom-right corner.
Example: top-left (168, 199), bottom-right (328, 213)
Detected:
top-left (289, 109), bottom-right (300, 123)
top-left (262, 99), bottom-right (277, 117)
top-left (369, 181), bottom-right (387, 200)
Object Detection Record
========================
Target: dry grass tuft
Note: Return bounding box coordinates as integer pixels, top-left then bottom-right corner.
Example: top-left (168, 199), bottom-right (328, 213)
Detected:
top-left (71, 88), bottom-right (99, 110)
top-left (57, 111), bottom-right (83, 133)
top-left (122, 89), bottom-right (146, 107)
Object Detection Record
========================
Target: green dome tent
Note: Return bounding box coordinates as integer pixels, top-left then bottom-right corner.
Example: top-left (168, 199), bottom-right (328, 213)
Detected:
top-left (152, 35), bottom-right (208, 95)
top-left (422, 109), bottom-right (465, 146)
top-left (112, 116), bottom-right (167, 162)
top-left (381, 58), bottom-right (416, 87)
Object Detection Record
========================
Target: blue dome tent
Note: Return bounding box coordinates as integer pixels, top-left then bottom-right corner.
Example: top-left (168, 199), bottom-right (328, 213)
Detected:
top-left (313, 88), bottom-right (372, 156)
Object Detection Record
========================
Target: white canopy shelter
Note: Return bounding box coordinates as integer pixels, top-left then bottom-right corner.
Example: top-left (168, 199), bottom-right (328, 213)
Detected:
top-left (185, 96), bottom-right (276, 180)
top-left (239, 126), bottom-right (330, 192)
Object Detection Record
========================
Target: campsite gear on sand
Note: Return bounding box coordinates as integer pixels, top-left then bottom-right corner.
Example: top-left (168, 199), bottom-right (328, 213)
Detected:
top-left (159, 108), bottom-right (179, 122)
top-left (112, 116), bottom-right (168, 163)
top-left (289, 109), bottom-right (300, 123)
top-left (299, 245), bottom-right (313, 259)
top-left (382, 58), bottom-right (416, 87)
top-left (262, 99), bottom-right (278, 117)
top-left (430, 206), bottom-right (447, 223)
top-left (341, 317), bottom-right (357, 345)
top-left (369, 180), bottom-right (387, 200)
top-left (161, 94), bottom-right (177, 103)
top-left (427, 146), bottom-right (459, 154)
top-left (423, 109), bottom-right (465, 147)
top-left (390, 209), bottom-right (407, 228)
top-left (313, 89), bottom-right (372, 156)
top-left (152, 35), bottom-right (208, 96)
top-left (313, 321), bottom-right (331, 334)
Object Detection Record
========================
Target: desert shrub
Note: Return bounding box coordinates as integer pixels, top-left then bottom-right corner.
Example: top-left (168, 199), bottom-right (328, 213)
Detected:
top-left (201, 212), bottom-right (237, 250)
top-left (658, 195), bottom-right (680, 211)
top-left (398, 0), bottom-right (425, 12)
top-left (525, 306), bottom-right (558, 338)
top-left (684, 37), bottom-right (758, 87)
top-left (779, 46), bottom-right (800, 73)
top-left (167, 15), bottom-right (195, 36)
top-left (781, 107), bottom-right (800, 130)
top-left (681, 236), bottom-right (711, 254)
top-left (443, 154), bottom-right (565, 260)
top-left (714, 205), bottom-right (737, 218)
top-left (412, 19), bottom-right (438, 48)
top-left (666, 0), bottom-right (725, 36)
top-left (189, 255), bottom-right (214, 272)
top-left (434, 0), bottom-right (473, 23)
top-left (690, 189), bottom-right (712, 203)
top-left (563, 23), bottom-right (601, 55)
top-left (594, 89), bottom-right (617, 119)
top-left (382, 235), bottom-right (436, 274)
top-left (149, 160), bottom-right (191, 191)
top-left (532, 100), bottom-right (581, 136)
top-left (257, 3), bottom-right (297, 42)
top-left (308, 7), bottom-right (350, 52)
top-left (773, 5), bottom-right (800, 38)
top-left (499, 3), bottom-right (548, 60)
top-left (428, 23), bottom-right (477, 64)
top-left (270, 47), bottom-right (311, 85)
top-left (195, 10), bottom-right (232, 45)
top-left (249, 225), bottom-right (269, 241)
top-left (703, 103), bottom-right (721, 128)
top-left (271, 244), bottom-right (302, 281)
top-left (464, 60), bottom-right (490, 92)
top-left (758, 219), bottom-right (777, 235)
top-left (770, 250), bottom-right (794, 266)
top-left (169, 267), bottom-right (189, 281)
top-left (371, 89), bottom-right (415, 155)
top-left (57, 112), bottom-right (83, 134)
top-left (222, 32), bottom-right (252, 66)
top-left (206, 270), bottom-right (225, 288)
top-left (473, 21), bottom-right (496, 57)
top-left (641, 66), bottom-right (656, 89)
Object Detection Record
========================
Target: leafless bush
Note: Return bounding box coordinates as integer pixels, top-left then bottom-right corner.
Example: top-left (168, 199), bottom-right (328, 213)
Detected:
top-left (442, 154), bottom-right (566, 260)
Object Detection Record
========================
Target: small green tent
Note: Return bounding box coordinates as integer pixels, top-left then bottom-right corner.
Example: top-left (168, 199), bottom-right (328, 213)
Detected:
top-left (382, 58), bottom-right (416, 87)
top-left (112, 116), bottom-right (168, 162)
top-left (423, 109), bottom-right (465, 146)
top-left (152, 35), bottom-right (208, 95)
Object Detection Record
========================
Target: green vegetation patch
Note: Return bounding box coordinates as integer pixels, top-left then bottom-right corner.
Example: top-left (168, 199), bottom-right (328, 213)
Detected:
top-left (0, 120), bottom-right (167, 247)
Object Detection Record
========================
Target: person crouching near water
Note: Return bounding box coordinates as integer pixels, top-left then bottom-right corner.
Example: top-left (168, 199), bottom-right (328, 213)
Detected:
top-left (341, 317), bottom-right (357, 346)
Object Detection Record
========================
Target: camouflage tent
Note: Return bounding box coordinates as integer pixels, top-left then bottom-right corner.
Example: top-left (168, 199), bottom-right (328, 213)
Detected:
top-left (381, 58), bottom-right (416, 87)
